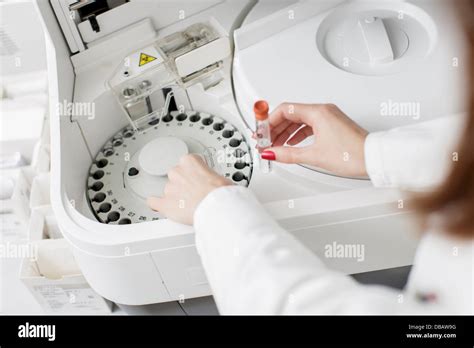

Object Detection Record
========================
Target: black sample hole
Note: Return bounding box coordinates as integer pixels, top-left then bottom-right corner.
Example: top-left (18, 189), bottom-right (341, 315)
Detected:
top-left (92, 170), bottom-right (104, 180)
top-left (118, 218), bottom-right (132, 225)
top-left (123, 129), bottom-right (134, 138)
top-left (232, 172), bottom-right (245, 182)
top-left (202, 117), bottom-right (213, 126)
top-left (128, 167), bottom-right (139, 176)
top-left (93, 192), bottom-right (106, 203)
top-left (112, 138), bottom-right (123, 146)
top-left (234, 162), bottom-right (247, 170)
top-left (103, 148), bottom-right (114, 157)
top-left (99, 202), bottom-right (112, 213)
top-left (96, 159), bottom-right (108, 168)
top-left (222, 130), bottom-right (234, 138)
top-left (176, 113), bottom-right (187, 121)
top-left (190, 114), bottom-right (201, 122)
top-left (90, 182), bottom-right (104, 191)
top-left (234, 149), bottom-right (245, 158)
top-left (107, 211), bottom-right (120, 222)
top-left (162, 114), bottom-right (173, 122)
top-left (229, 139), bottom-right (241, 147)
top-left (213, 123), bottom-right (224, 131)
top-left (148, 118), bottom-right (159, 126)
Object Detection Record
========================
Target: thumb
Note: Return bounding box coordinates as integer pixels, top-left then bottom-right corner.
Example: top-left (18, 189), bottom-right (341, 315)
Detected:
top-left (147, 196), bottom-right (165, 212)
top-left (262, 146), bottom-right (310, 164)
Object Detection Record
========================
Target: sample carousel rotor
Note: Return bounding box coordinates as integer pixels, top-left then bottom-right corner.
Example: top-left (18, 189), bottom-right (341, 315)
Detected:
top-left (86, 110), bottom-right (252, 225)
top-left (86, 23), bottom-right (253, 225)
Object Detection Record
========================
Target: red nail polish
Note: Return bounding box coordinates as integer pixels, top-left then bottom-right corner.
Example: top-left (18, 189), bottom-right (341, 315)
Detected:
top-left (261, 151), bottom-right (276, 161)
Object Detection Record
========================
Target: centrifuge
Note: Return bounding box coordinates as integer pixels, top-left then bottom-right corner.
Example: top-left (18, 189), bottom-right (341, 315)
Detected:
top-left (35, 0), bottom-right (467, 306)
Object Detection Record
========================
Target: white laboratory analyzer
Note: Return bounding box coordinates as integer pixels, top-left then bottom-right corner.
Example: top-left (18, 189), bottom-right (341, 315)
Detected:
top-left (34, 0), bottom-right (467, 308)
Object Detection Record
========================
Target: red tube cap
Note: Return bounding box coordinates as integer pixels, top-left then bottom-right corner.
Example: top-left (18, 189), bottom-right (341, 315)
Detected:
top-left (254, 100), bottom-right (269, 121)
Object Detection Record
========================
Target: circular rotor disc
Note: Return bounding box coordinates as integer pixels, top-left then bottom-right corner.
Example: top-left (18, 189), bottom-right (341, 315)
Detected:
top-left (86, 110), bottom-right (253, 225)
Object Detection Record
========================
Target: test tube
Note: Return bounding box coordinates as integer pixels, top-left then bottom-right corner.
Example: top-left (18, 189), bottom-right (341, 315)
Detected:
top-left (254, 100), bottom-right (272, 173)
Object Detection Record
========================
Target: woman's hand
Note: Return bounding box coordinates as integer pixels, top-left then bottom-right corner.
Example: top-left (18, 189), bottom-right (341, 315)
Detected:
top-left (148, 154), bottom-right (232, 225)
top-left (262, 103), bottom-right (369, 178)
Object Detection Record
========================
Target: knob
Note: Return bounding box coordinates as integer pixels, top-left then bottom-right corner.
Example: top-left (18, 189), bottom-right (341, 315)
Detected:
top-left (343, 16), bottom-right (409, 65)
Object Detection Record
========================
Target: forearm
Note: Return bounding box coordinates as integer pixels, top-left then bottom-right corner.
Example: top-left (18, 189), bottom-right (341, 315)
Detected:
top-left (364, 114), bottom-right (465, 190)
top-left (194, 186), bottom-right (329, 313)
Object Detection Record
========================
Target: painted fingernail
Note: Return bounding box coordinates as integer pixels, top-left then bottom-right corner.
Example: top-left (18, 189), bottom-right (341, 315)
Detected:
top-left (261, 151), bottom-right (276, 161)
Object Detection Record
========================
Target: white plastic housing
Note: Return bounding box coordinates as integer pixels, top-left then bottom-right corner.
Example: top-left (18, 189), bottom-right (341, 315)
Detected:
top-left (35, 0), bottom-right (467, 306)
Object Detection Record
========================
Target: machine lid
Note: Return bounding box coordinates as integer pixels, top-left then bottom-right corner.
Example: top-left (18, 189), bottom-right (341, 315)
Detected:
top-left (234, 0), bottom-right (467, 133)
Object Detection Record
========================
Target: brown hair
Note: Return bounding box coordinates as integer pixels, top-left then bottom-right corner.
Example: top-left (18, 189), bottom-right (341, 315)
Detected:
top-left (415, 0), bottom-right (474, 238)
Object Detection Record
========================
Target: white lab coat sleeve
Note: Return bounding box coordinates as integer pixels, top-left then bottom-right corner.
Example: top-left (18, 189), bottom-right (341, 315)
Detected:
top-left (194, 186), bottom-right (449, 314)
top-left (364, 114), bottom-right (465, 190)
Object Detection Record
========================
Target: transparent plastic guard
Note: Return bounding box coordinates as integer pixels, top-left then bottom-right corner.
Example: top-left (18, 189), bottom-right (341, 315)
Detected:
top-left (107, 23), bottom-right (221, 130)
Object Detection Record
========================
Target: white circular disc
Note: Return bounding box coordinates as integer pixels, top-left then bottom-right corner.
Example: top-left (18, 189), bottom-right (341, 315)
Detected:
top-left (139, 137), bottom-right (188, 176)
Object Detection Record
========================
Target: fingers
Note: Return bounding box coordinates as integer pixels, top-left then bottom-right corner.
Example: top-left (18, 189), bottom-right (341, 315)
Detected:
top-left (167, 165), bottom-right (184, 183)
top-left (268, 103), bottom-right (317, 129)
top-left (147, 196), bottom-right (165, 212)
top-left (270, 119), bottom-right (293, 141)
top-left (179, 154), bottom-right (211, 174)
top-left (163, 182), bottom-right (180, 197)
top-left (181, 153), bottom-right (206, 166)
top-left (147, 153), bottom-right (224, 223)
top-left (263, 146), bottom-right (310, 164)
top-left (287, 125), bottom-right (314, 145)
top-left (147, 195), bottom-right (183, 220)
top-left (272, 123), bottom-right (304, 147)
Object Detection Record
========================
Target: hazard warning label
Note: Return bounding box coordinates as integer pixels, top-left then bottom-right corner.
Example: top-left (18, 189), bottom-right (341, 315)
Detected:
top-left (139, 52), bottom-right (157, 67)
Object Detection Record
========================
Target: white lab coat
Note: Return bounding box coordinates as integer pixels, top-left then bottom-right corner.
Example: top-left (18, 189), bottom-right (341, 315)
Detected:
top-left (194, 115), bottom-right (474, 314)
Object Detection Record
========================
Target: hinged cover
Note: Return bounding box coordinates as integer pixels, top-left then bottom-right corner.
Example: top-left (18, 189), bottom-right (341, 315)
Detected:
top-left (107, 22), bottom-right (231, 130)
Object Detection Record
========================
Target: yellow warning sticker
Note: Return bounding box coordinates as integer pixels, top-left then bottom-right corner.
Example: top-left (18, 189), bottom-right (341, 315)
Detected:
top-left (139, 52), bottom-right (157, 67)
